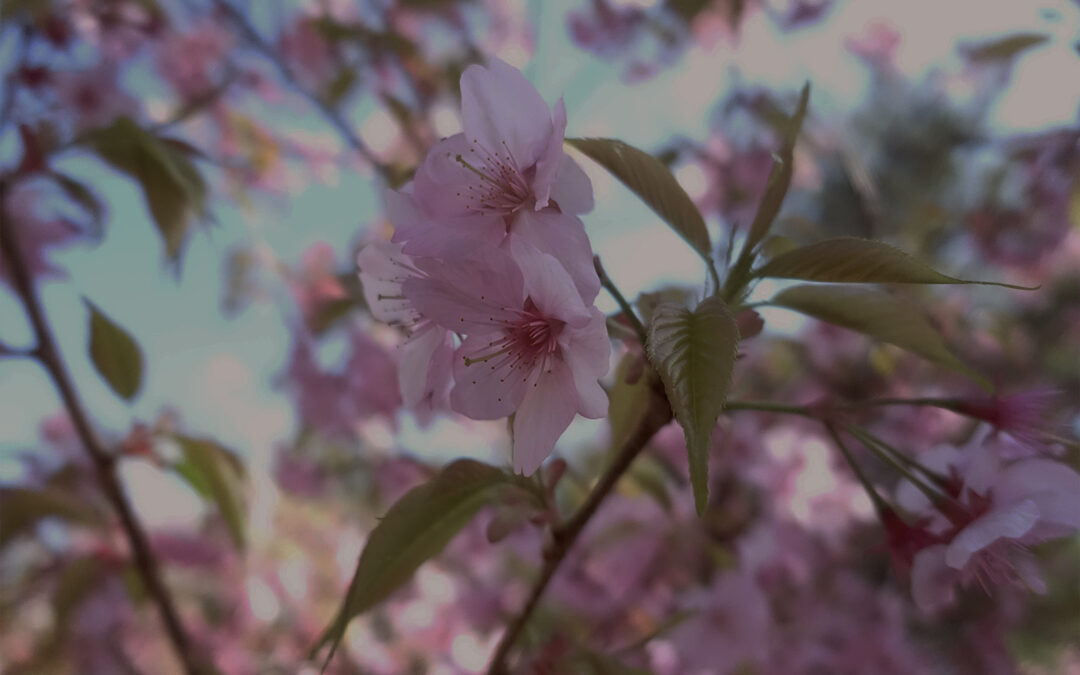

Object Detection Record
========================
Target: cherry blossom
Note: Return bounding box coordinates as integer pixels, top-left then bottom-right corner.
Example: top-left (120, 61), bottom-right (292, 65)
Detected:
top-left (51, 63), bottom-right (139, 134)
top-left (897, 433), bottom-right (1080, 612)
top-left (404, 246), bottom-right (609, 473)
top-left (356, 236), bottom-right (454, 417)
top-left (395, 58), bottom-right (600, 301)
top-left (0, 184), bottom-right (83, 287)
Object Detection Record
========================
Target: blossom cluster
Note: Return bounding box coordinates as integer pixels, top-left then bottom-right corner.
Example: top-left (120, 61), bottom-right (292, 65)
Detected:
top-left (358, 59), bottom-right (609, 474)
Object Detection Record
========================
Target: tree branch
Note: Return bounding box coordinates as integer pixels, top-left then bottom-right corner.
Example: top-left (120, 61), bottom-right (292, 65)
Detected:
top-left (486, 381), bottom-right (673, 674)
top-left (0, 185), bottom-right (210, 675)
top-left (216, 0), bottom-right (393, 182)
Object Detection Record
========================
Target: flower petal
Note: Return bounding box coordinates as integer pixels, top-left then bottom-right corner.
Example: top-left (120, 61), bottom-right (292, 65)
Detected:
top-left (994, 459), bottom-right (1080, 530)
top-left (450, 334), bottom-right (533, 420)
top-left (398, 322), bottom-right (449, 408)
top-left (944, 499), bottom-right (1039, 569)
top-left (551, 154), bottom-right (594, 215)
top-left (460, 58), bottom-right (552, 169)
top-left (510, 209), bottom-right (601, 304)
top-left (403, 250), bottom-right (524, 333)
top-left (562, 308), bottom-right (611, 419)
top-left (531, 97), bottom-right (567, 209)
top-left (356, 240), bottom-right (418, 325)
top-left (910, 545), bottom-right (958, 613)
top-left (511, 361), bottom-right (578, 474)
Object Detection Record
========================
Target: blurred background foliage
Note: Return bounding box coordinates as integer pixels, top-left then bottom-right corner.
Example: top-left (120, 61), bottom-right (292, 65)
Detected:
top-left (0, 0), bottom-right (1078, 673)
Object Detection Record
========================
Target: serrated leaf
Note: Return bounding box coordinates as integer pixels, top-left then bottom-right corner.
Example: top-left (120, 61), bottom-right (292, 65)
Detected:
top-left (312, 459), bottom-right (536, 664)
top-left (0, 487), bottom-right (106, 550)
top-left (771, 284), bottom-right (991, 390)
top-left (646, 296), bottom-right (739, 515)
top-left (88, 118), bottom-right (208, 264)
top-left (754, 237), bottom-right (1036, 289)
top-left (172, 436), bottom-right (246, 550)
top-left (567, 137), bottom-right (711, 260)
top-left (85, 298), bottom-right (144, 401)
top-left (963, 33), bottom-right (1049, 62)
top-left (636, 287), bottom-right (695, 326)
top-left (724, 84), bottom-right (810, 300)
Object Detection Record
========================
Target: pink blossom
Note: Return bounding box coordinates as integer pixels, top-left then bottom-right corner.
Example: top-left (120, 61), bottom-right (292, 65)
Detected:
top-left (155, 23), bottom-right (233, 102)
top-left (277, 18), bottom-right (337, 91)
top-left (51, 63), bottom-right (138, 134)
top-left (356, 237), bottom-right (453, 416)
top-left (290, 241), bottom-right (348, 329)
top-left (0, 185), bottom-right (83, 287)
top-left (397, 58), bottom-right (600, 301)
top-left (952, 389), bottom-right (1060, 454)
top-left (902, 436), bottom-right (1080, 613)
top-left (404, 246), bottom-right (609, 474)
top-left (666, 571), bottom-right (772, 674)
top-left (284, 330), bottom-right (402, 438)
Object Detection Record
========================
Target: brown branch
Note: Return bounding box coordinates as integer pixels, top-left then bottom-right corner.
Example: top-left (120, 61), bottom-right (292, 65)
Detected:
top-left (0, 185), bottom-right (211, 675)
top-left (486, 381), bottom-right (673, 674)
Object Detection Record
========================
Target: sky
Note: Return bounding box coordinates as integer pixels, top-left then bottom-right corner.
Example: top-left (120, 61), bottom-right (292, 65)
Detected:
top-left (1, 0), bottom-right (1078, 526)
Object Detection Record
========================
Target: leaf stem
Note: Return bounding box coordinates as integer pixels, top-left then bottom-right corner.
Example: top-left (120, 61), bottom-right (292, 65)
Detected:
top-left (724, 400), bottom-right (814, 416)
top-left (594, 256), bottom-right (648, 344)
top-left (823, 423), bottom-right (888, 515)
top-left (845, 426), bottom-right (947, 505)
top-left (847, 425), bottom-right (948, 485)
top-left (0, 186), bottom-right (210, 675)
top-left (485, 382), bottom-right (673, 674)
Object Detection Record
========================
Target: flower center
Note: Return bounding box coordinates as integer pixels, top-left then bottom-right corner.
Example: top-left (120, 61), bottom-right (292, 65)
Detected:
top-left (453, 139), bottom-right (533, 215)
top-left (464, 299), bottom-right (563, 374)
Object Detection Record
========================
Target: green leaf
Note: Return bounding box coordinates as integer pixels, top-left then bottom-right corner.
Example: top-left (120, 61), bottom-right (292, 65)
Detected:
top-left (0, 487), bottom-right (105, 550)
top-left (646, 296), bottom-right (739, 515)
top-left (724, 84), bottom-right (810, 300)
top-left (566, 137), bottom-right (711, 261)
top-left (770, 284), bottom-right (991, 390)
top-left (607, 353), bottom-right (651, 450)
top-left (172, 436), bottom-right (246, 550)
top-left (741, 83), bottom-right (810, 257)
top-left (964, 33), bottom-right (1049, 62)
top-left (312, 459), bottom-right (535, 664)
top-left (88, 118), bottom-right (208, 264)
top-left (50, 172), bottom-right (107, 238)
top-left (85, 298), bottom-right (144, 401)
top-left (754, 237), bottom-right (1036, 289)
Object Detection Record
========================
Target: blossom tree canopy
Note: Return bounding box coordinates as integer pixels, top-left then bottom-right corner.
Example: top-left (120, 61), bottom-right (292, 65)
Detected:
top-left (1, 1), bottom-right (1078, 674)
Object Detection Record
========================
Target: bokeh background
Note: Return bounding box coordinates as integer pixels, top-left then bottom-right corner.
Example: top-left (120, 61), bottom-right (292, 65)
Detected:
top-left (1, 0), bottom-right (1078, 673)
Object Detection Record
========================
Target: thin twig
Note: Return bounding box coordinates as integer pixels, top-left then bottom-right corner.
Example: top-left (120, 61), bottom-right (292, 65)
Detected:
top-left (485, 382), bottom-right (672, 674)
top-left (724, 400), bottom-right (813, 416)
top-left (823, 423), bottom-right (888, 515)
top-left (594, 255), bottom-right (648, 344)
top-left (0, 186), bottom-right (210, 675)
top-left (216, 0), bottom-right (393, 181)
